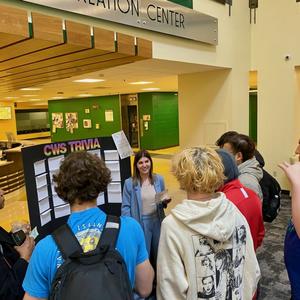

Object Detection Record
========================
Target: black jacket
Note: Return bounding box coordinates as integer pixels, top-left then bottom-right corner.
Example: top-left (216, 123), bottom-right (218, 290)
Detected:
top-left (0, 227), bottom-right (28, 300)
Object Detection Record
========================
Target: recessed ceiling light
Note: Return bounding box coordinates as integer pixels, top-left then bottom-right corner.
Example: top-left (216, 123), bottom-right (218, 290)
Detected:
top-left (142, 88), bottom-right (160, 91)
top-left (20, 87), bottom-right (42, 91)
top-left (30, 99), bottom-right (41, 101)
top-left (129, 81), bottom-right (153, 85)
top-left (31, 103), bottom-right (47, 106)
top-left (22, 95), bottom-right (38, 97)
top-left (51, 96), bottom-right (65, 100)
top-left (77, 94), bottom-right (94, 97)
top-left (73, 79), bottom-right (105, 83)
top-left (5, 96), bottom-right (19, 99)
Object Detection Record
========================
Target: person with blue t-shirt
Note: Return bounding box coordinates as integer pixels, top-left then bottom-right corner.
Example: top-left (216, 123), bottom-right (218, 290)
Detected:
top-left (23, 151), bottom-right (154, 300)
top-left (279, 139), bottom-right (300, 300)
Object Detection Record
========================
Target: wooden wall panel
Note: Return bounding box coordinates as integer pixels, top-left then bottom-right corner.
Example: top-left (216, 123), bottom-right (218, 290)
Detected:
top-left (136, 38), bottom-right (152, 58)
top-left (94, 27), bottom-right (115, 52)
top-left (0, 57), bottom-right (142, 91)
top-left (0, 53), bottom-right (127, 83)
top-left (65, 21), bottom-right (91, 47)
top-left (0, 13), bottom-right (64, 61)
top-left (31, 13), bottom-right (63, 43)
top-left (0, 44), bottom-right (87, 73)
top-left (0, 9), bottom-right (152, 94)
top-left (117, 33), bottom-right (135, 56)
top-left (0, 5), bottom-right (29, 48)
top-left (0, 21), bottom-right (101, 74)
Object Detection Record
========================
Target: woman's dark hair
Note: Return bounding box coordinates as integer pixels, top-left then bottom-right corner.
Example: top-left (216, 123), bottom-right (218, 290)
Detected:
top-left (53, 151), bottom-right (111, 205)
top-left (133, 149), bottom-right (153, 185)
top-left (215, 249), bottom-right (232, 271)
top-left (215, 131), bottom-right (238, 147)
top-left (226, 134), bottom-right (255, 162)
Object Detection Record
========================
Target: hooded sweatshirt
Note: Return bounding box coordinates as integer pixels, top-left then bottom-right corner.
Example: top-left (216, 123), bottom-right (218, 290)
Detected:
top-left (220, 179), bottom-right (265, 251)
top-left (157, 192), bottom-right (260, 300)
top-left (238, 157), bottom-right (263, 200)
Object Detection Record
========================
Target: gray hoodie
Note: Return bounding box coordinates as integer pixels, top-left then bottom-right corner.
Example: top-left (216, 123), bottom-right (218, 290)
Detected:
top-left (157, 193), bottom-right (260, 300)
top-left (238, 157), bottom-right (263, 200)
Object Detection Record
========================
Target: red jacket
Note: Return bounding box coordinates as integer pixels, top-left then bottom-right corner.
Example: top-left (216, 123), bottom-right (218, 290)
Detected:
top-left (219, 179), bottom-right (265, 251)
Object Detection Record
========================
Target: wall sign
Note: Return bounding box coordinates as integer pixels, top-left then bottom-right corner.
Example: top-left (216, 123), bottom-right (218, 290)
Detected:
top-left (22, 0), bottom-right (218, 45)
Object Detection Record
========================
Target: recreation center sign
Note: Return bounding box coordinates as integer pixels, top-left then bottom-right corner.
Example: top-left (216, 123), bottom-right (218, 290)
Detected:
top-left (22, 0), bottom-right (218, 45)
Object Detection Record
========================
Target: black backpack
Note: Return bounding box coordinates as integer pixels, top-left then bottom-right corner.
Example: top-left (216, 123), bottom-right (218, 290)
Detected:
top-left (50, 215), bottom-right (134, 300)
top-left (260, 169), bottom-right (281, 223)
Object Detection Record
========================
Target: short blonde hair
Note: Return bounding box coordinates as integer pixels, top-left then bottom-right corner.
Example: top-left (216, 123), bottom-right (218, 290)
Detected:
top-left (172, 147), bottom-right (225, 193)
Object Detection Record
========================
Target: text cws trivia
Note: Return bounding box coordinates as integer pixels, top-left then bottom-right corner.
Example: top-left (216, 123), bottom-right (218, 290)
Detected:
top-left (77, 0), bottom-right (185, 28)
top-left (43, 138), bottom-right (101, 156)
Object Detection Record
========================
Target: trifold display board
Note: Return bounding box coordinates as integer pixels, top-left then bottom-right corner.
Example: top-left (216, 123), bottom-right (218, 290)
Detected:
top-left (22, 137), bottom-right (131, 241)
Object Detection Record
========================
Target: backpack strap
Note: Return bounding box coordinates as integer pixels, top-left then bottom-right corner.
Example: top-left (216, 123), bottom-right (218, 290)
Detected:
top-left (52, 224), bottom-right (83, 260)
top-left (98, 215), bottom-right (121, 250)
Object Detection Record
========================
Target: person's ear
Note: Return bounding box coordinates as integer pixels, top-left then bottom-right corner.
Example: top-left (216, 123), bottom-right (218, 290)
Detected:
top-left (235, 152), bottom-right (243, 164)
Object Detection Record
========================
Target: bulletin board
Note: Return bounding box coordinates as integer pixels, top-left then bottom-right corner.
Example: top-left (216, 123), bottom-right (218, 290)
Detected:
top-left (21, 137), bottom-right (131, 240)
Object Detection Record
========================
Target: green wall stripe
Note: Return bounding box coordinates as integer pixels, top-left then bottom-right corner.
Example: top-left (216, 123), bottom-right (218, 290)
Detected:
top-left (28, 22), bottom-right (33, 38)
top-left (168, 0), bottom-right (193, 9)
top-left (63, 29), bottom-right (67, 43)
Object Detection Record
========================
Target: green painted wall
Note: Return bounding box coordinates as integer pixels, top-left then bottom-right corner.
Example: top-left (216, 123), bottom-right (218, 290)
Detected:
top-left (249, 92), bottom-right (257, 143)
top-left (48, 95), bottom-right (121, 142)
top-left (169, 0), bottom-right (193, 8)
top-left (138, 93), bottom-right (154, 149)
top-left (139, 92), bottom-right (179, 150)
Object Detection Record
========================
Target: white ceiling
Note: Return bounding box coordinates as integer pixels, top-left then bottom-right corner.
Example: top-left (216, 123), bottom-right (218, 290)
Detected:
top-left (1, 58), bottom-right (219, 106)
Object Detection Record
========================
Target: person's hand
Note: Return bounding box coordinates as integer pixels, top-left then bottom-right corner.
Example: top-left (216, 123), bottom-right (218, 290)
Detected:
top-left (14, 236), bottom-right (35, 262)
top-left (11, 220), bottom-right (31, 235)
top-left (278, 162), bottom-right (300, 185)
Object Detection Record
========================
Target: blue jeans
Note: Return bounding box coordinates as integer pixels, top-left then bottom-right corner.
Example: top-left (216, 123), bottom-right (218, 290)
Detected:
top-left (134, 214), bottom-right (161, 300)
top-left (142, 214), bottom-right (161, 267)
top-left (284, 222), bottom-right (300, 300)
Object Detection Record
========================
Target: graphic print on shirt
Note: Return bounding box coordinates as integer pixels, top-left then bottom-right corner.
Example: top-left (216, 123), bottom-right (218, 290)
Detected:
top-left (192, 225), bottom-right (246, 300)
top-left (76, 228), bottom-right (102, 252)
top-left (56, 225), bottom-right (103, 268)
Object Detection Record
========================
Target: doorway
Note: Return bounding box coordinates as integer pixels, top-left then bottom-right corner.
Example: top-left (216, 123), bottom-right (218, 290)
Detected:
top-left (120, 94), bottom-right (139, 148)
top-left (127, 105), bottom-right (139, 148)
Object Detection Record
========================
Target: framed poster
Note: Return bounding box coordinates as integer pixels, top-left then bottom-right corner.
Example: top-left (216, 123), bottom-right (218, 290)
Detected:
top-left (105, 110), bottom-right (114, 122)
top-left (65, 112), bottom-right (78, 133)
top-left (51, 113), bottom-right (63, 133)
top-left (83, 119), bottom-right (92, 128)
